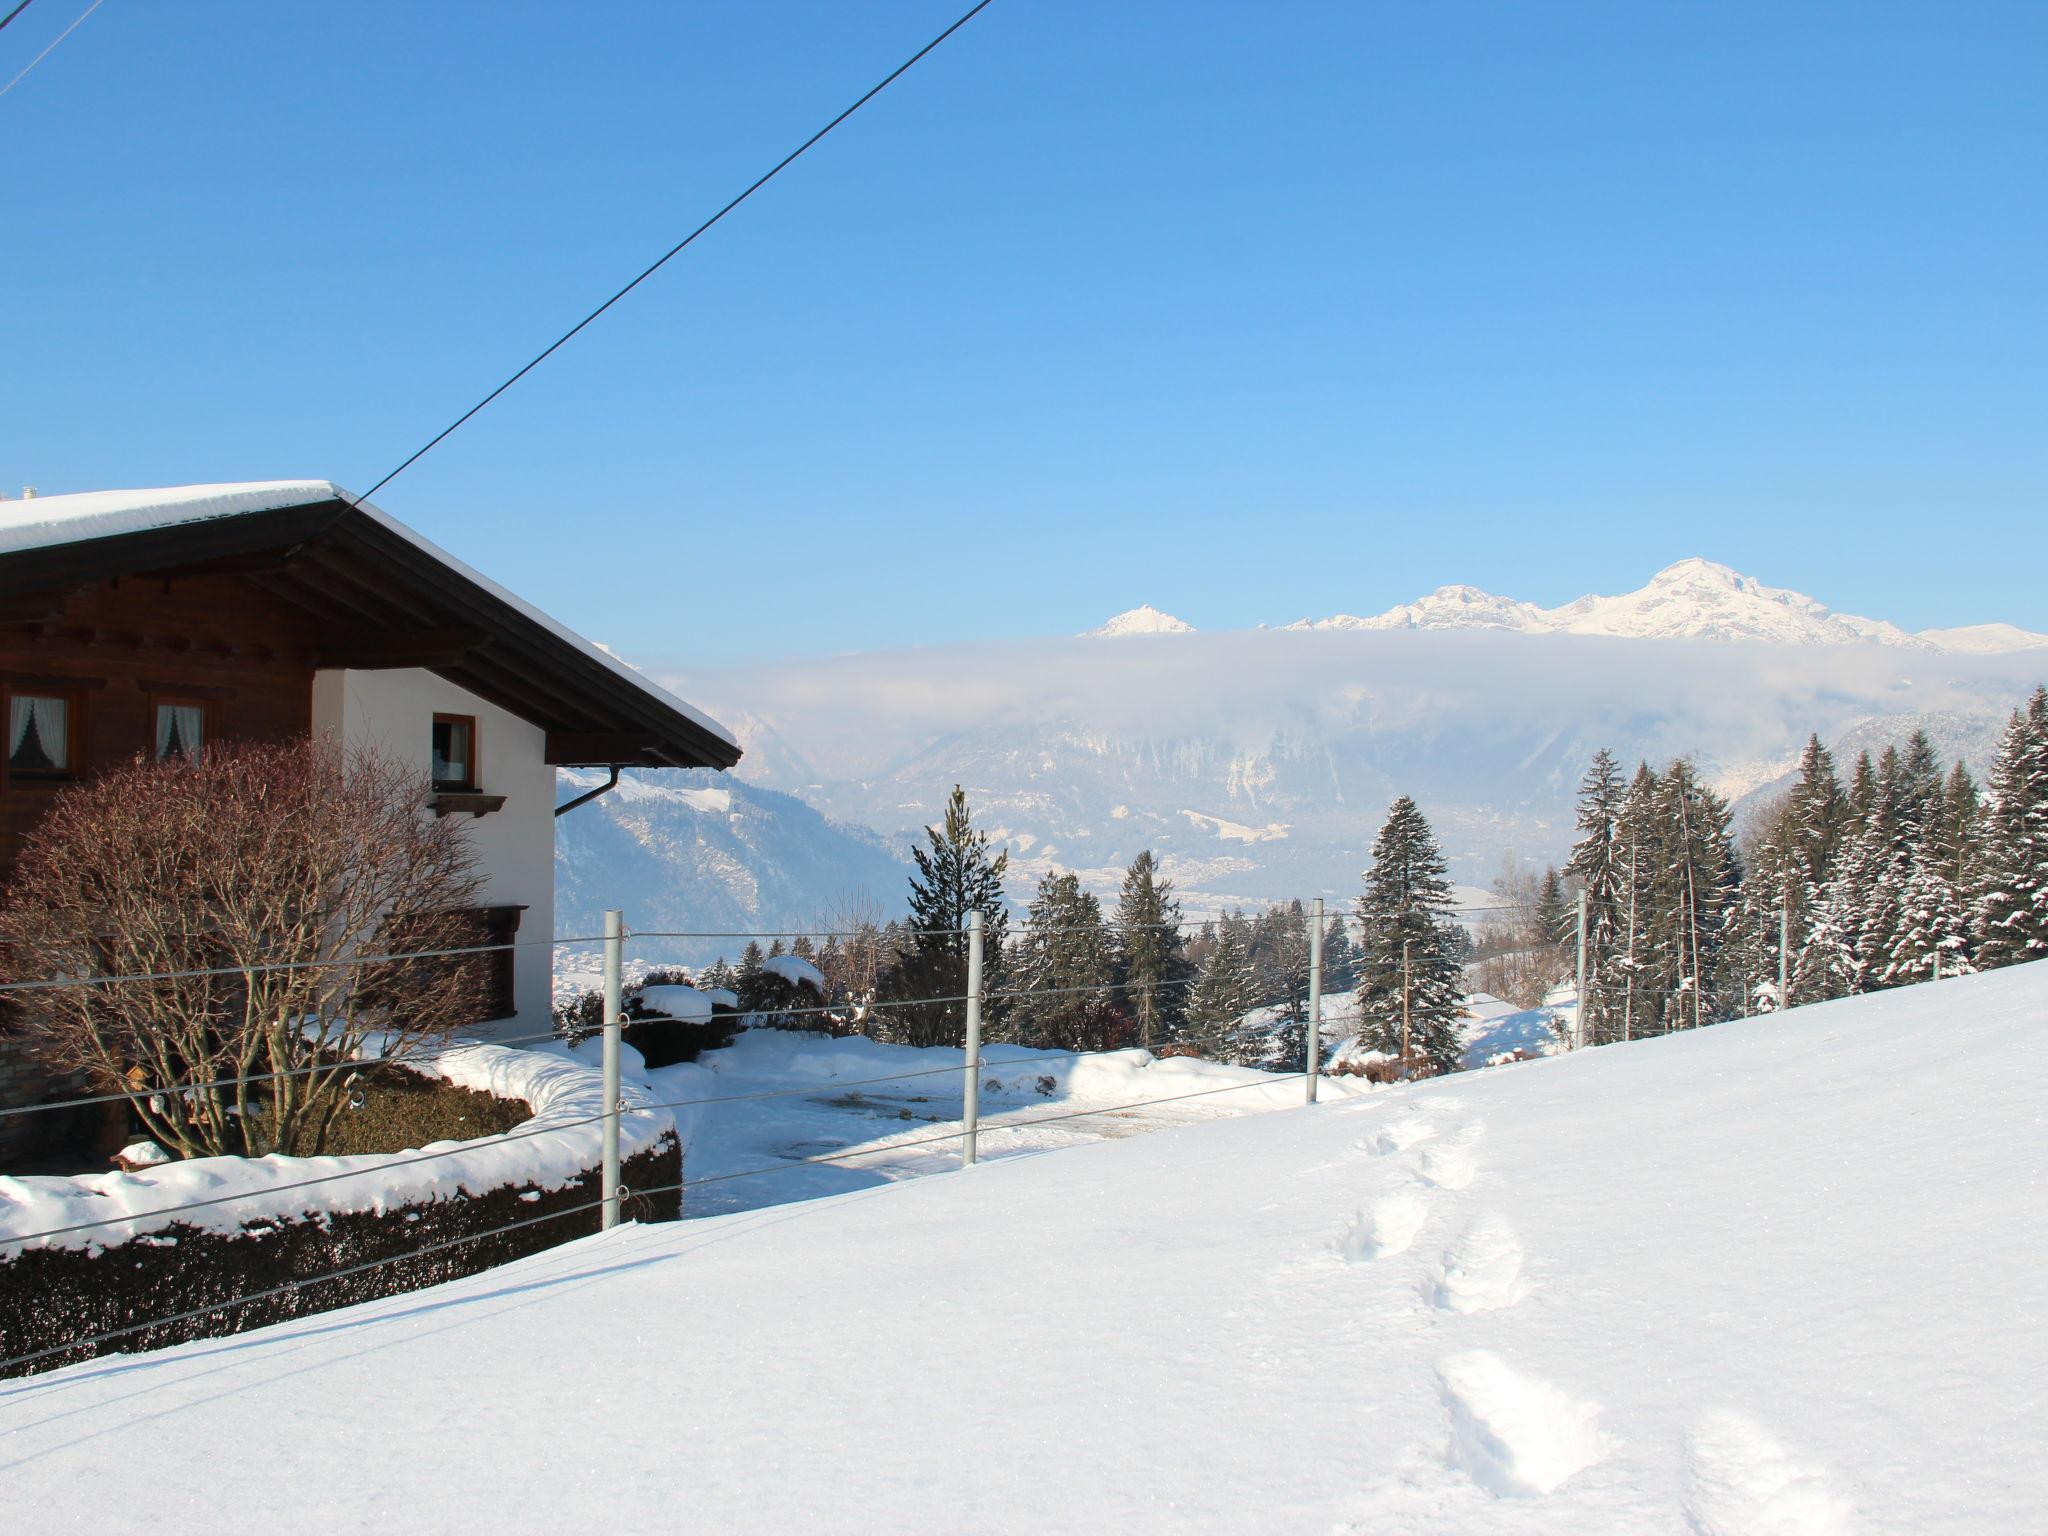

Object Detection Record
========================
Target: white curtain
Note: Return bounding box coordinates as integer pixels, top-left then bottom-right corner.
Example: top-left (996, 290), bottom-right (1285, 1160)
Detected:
top-left (9, 696), bottom-right (68, 770)
top-left (156, 703), bottom-right (204, 761)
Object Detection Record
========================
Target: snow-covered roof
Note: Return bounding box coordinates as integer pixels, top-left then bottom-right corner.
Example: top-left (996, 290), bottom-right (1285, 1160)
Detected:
top-left (0, 480), bottom-right (737, 754)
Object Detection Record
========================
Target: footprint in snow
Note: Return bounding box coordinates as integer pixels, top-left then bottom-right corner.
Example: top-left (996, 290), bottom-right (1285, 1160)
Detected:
top-left (1416, 1122), bottom-right (1485, 1190)
top-left (1683, 1410), bottom-right (1851, 1536)
top-left (1367, 1117), bottom-right (1437, 1155)
top-left (1429, 1215), bottom-right (1526, 1313)
top-left (1411, 1093), bottom-right (1465, 1112)
top-left (1437, 1349), bottom-right (1604, 1499)
top-left (1336, 1191), bottom-right (1430, 1262)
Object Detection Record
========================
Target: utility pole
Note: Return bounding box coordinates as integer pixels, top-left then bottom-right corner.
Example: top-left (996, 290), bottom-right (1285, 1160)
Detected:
top-left (1306, 897), bottom-right (1324, 1104)
top-left (600, 908), bottom-right (624, 1231)
top-left (1401, 936), bottom-right (1412, 1078)
top-left (1778, 879), bottom-right (1791, 1013)
top-left (1574, 889), bottom-right (1589, 1050)
top-left (961, 909), bottom-right (984, 1168)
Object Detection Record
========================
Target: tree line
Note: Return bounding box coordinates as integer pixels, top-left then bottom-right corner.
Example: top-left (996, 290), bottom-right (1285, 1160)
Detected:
top-left (1565, 685), bottom-right (2048, 1043)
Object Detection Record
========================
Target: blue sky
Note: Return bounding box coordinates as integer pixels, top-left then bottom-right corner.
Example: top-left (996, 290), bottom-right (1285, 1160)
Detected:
top-left (6, 1), bottom-right (2044, 664)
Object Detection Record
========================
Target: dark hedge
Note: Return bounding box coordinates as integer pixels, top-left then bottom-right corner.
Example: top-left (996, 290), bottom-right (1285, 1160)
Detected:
top-left (0, 1133), bottom-right (680, 1380)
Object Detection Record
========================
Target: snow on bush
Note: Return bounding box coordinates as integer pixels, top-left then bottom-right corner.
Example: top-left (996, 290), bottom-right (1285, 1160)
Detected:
top-left (760, 954), bottom-right (826, 993)
top-left (0, 1043), bottom-right (670, 1256)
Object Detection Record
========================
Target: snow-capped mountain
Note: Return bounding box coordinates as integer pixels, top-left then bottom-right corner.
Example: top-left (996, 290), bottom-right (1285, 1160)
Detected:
top-left (1292, 558), bottom-right (2046, 651)
top-left (606, 562), bottom-right (2044, 926)
top-left (1104, 563), bottom-right (2047, 652)
top-left (1083, 604), bottom-right (1196, 637)
top-left (553, 769), bottom-right (908, 967)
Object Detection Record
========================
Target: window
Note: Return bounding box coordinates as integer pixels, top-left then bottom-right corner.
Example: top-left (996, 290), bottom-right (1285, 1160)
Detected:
top-left (7, 694), bottom-right (71, 776)
top-left (432, 714), bottom-right (477, 792)
top-left (154, 701), bottom-right (207, 762)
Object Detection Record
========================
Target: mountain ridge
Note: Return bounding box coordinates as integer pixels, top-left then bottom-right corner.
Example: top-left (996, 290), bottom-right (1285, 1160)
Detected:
top-left (1088, 559), bottom-right (2046, 652)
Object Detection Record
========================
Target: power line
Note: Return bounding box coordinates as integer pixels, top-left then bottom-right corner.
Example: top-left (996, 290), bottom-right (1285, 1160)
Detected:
top-left (0, 0), bottom-right (100, 101)
top-left (354, 0), bottom-right (996, 504)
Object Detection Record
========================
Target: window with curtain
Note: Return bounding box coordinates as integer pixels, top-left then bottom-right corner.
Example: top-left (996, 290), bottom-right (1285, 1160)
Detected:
top-left (155, 702), bottom-right (205, 762)
top-left (8, 694), bottom-right (71, 775)
top-left (432, 715), bottom-right (476, 792)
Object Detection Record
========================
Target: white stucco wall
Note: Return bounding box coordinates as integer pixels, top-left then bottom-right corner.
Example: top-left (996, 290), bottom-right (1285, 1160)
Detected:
top-left (311, 669), bottom-right (555, 1035)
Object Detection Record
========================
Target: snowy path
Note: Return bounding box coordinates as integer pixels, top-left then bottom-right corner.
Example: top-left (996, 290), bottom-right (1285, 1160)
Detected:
top-left (4, 966), bottom-right (2044, 1533)
top-left (667, 1035), bottom-right (1323, 1217)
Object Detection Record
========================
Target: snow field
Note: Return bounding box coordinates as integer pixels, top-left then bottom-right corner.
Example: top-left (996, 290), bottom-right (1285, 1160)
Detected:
top-left (3, 963), bottom-right (2043, 1532)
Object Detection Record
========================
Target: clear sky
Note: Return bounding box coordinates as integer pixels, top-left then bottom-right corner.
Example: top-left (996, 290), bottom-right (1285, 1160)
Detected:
top-left (6, 1), bottom-right (2044, 665)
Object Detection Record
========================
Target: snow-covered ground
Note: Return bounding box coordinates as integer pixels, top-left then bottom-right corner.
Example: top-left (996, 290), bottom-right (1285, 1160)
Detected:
top-left (651, 1028), bottom-right (1366, 1218)
top-left (5, 963), bottom-right (2044, 1533)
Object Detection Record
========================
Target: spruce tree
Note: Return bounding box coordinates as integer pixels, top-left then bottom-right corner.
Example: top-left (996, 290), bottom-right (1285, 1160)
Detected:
top-left (1320, 914), bottom-right (1361, 992)
top-left (1976, 688), bottom-right (2048, 968)
top-left (1355, 796), bottom-right (1464, 1074)
top-left (903, 784), bottom-right (1012, 1026)
top-left (1785, 735), bottom-right (1849, 1002)
top-left (1733, 794), bottom-right (1797, 1012)
top-left (1654, 759), bottom-right (1739, 1029)
top-left (1186, 912), bottom-right (1257, 1061)
top-left (1562, 750), bottom-right (1626, 1041)
top-left (1600, 763), bottom-right (1662, 1045)
top-left (1012, 870), bottom-right (1115, 1047)
top-left (1533, 865), bottom-right (1571, 994)
top-left (1112, 850), bottom-right (1190, 1048)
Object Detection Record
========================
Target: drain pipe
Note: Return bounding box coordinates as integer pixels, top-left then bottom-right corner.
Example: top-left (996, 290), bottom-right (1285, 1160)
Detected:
top-left (555, 764), bottom-right (623, 818)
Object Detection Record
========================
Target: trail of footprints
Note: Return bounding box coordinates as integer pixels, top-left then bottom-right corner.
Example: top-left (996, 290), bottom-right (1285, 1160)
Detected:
top-left (1334, 1096), bottom-right (1847, 1529)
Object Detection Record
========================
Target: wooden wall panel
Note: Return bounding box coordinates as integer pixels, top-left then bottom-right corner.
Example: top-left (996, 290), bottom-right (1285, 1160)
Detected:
top-left (0, 574), bottom-right (323, 878)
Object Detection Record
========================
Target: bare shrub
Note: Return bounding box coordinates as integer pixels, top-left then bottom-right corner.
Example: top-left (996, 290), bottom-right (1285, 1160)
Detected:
top-left (0, 738), bottom-right (491, 1159)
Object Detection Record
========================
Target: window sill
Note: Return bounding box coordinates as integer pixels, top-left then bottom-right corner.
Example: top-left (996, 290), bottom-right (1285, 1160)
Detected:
top-left (428, 792), bottom-right (507, 819)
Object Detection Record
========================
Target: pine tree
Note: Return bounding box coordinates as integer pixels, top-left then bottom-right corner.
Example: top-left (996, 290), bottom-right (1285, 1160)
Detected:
top-left (1976, 688), bottom-right (2048, 968)
top-left (1562, 750), bottom-right (1627, 1041)
top-left (737, 941), bottom-right (765, 982)
top-left (1784, 735), bottom-right (1849, 1002)
top-left (903, 784), bottom-right (1012, 1026)
top-left (1012, 870), bottom-right (1116, 1047)
top-left (1186, 912), bottom-right (1257, 1060)
top-left (1112, 850), bottom-right (1189, 1048)
top-left (1733, 794), bottom-right (1797, 1013)
top-left (1320, 914), bottom-right (1361, 992)
top-left (1599, 763), bottom-right (1662, 1045)
top-left (1647, 760), bottom-right (1738, 1030)
top-left (1355, 796), bottom-right (1464, 1074)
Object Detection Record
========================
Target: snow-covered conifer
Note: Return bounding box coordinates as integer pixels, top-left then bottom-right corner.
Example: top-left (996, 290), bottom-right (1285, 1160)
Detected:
top-left (1355, 796), bottom-right (1464, 1074)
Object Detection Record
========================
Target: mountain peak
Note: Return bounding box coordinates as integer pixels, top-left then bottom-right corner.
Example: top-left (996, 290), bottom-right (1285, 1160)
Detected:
top-left (1288, 562), bottom-right (2002, 650)
top-left (1084, 605), bottom-right (1196, 637)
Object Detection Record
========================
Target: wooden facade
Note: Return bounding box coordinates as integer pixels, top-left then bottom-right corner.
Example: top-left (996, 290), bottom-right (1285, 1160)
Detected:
top-left (0, 573), bottom-right (324, 882)
top-left (0, 489), bottom-right (741, 1169)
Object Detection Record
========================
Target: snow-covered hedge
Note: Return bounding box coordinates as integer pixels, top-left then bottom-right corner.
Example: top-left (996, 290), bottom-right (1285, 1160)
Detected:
top-left (0, 1043), bottom-right (680, 1379)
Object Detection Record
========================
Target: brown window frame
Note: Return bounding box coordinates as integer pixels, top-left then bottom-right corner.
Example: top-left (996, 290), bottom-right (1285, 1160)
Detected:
top-left (431, 712), bottom-right (480, 793)
top-left (1, 682), bottom-right (86, 788)
top-left (147, 694), bottom-right (220, 764)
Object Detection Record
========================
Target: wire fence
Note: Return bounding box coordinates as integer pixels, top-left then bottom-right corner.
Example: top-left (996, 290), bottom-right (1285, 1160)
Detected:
top-left (0, 898), bottom-right (1421, 1382)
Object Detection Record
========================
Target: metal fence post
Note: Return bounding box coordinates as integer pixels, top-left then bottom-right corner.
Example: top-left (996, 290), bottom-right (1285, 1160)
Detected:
top-left (601, 907), bottom-right (624, 1231)
top-left (1574, 890), bottom-right (1589, 1050)
top-left (961, 909), bottom-right (984, 1168)
top-left (1778, 882), bottom-right (1791, 1011)
top-left (1305, 897), bottom-right (1324, 1104)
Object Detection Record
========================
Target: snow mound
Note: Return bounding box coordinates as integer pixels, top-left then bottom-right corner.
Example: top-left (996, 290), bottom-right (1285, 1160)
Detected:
top-left (637, 984), bottom-right (718, 1023)
top-left (760, 954), bottom-right (826, 992)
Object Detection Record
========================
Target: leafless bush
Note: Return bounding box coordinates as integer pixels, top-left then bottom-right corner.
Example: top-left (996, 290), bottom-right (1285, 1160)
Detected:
top-left (0, 738), bottom-right (490, 1159)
